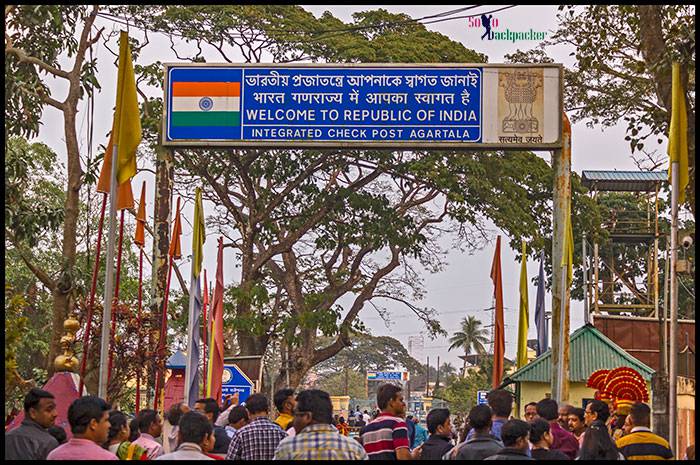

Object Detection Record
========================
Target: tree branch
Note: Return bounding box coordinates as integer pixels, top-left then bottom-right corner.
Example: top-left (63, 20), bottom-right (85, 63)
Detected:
top-left (7, 232), bottom-right (57, 291)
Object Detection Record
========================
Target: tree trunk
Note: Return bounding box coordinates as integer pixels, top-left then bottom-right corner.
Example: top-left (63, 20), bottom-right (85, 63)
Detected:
top-left (47, 101), bottom-right (83, 376)
top-left (150, 145), bottom-right (174, 403)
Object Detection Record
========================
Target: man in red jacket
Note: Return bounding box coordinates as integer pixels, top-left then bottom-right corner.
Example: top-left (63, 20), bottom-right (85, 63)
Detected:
top-left (535, 399), bottom-right (579, 459)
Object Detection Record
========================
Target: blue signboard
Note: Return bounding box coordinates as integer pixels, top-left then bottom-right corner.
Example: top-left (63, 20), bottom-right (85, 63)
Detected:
top-left (221, 364), bottom-right (254, 404)
top-left (163, 64), bottom-right (563, 149)
top-left (477, 390), bottom-right (489, 405)
top-left (367, 371), bottom-right (409, 381)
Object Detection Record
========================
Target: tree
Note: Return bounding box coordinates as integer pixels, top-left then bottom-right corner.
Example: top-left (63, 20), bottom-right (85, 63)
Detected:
top-left (448, 315), bottom-right (489, 376)
top-left (107, 5), bottom-right (603, 393)
top-left (506, 5), bottom-right (695, 216)
top-left (5, 5), bottom-right (104, 374)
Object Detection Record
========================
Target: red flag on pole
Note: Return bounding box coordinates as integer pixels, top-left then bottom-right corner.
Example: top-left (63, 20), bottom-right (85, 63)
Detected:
top-left (490, 236), bottom-right (505, 389)
top-left (206, 237), bottom-right (225, 402)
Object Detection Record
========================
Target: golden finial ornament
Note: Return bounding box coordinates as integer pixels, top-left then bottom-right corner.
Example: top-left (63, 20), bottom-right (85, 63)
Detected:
top-left (54, 313), bottom-right (81, 372)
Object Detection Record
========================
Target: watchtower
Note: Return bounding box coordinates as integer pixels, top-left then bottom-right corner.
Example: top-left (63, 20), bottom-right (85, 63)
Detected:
top-left (581, 170), bottom-right (667, 317)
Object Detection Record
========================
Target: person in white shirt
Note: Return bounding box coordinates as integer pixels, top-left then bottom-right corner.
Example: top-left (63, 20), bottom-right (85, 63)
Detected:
top-left (156, 411), bottom-right (216, 460)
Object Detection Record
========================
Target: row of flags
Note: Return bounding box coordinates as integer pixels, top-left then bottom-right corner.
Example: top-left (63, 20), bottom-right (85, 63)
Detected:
top-left (82, 31), bottom-right (226, 410)
top-left (489, 218), bottom-right (573, 388)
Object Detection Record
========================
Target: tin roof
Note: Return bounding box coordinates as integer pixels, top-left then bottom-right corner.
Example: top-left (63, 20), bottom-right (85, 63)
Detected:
top-left (166, 350), bottom-right (187, 369)
top-left (581, 170), bottom-right (667, 192)
top-left (507, 324), bottom-right (655, 383)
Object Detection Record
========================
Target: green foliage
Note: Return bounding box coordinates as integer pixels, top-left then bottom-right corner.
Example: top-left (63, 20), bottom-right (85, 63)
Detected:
top-left (448, 315), bottom-right (489, 358)
top-left (314, 333), bottom-right (424, 376)
top-left (505, 5), bottom-right (695, 211)
top-left (5, 137), bottom-right (65, 248)
top-left (5, 5), bottom-right (99, 138)
top-left (314, 368), bottom-right (367, 398)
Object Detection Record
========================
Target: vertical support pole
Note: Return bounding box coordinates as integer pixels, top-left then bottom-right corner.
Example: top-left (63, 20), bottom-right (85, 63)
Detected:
top-left (668, 162), bottom-right (679, 454)
top-left (663, 238), bottom-right (670, 376)
top-left (652, 184), bottom-right (668, 439)
top-left (425, 356), bottom-right (429, 397)
top-left (551, 113), bottom-right (571, 403)
top-left (150, 145), bottom-right (174, 406)
top-left (594, 243), bottom-right (600, 314)
top-left (98, 144), bottom-right (118, 399)
top-left (582, 232), bottom-right (589, 324)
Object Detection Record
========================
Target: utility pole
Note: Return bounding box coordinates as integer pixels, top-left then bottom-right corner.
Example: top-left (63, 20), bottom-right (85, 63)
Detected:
top-left (435, 356), bottom-right (440, 395)
top-left (425, 356), bottom-right (429, 396)
top-left (551, 113), bottom-right (572, 403)
top-left (344, 367), bottom-right (349, 396)
top-left (669, 150), bottom-right (680, 455)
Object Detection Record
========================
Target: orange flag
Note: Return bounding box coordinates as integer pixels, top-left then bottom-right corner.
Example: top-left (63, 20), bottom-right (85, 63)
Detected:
top-left (134, 181), bottom-right (146, 247)
top-left (168, 197), bottom-right (182, 259)
top-left (490, 235), bottom-right (505, 389)
top-left (96, 136), bottom-right (134, 211)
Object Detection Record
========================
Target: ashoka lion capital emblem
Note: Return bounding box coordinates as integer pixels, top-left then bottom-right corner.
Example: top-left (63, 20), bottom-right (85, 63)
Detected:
top-left (499, 70), bottom-right (543, 134)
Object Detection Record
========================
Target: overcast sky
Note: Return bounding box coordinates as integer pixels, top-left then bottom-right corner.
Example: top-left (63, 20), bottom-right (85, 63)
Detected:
top-left (35, 5), bottom-right (670, 373)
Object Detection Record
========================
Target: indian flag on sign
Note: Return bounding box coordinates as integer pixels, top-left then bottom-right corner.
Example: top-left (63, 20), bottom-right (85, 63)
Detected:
top-left (171, 81), bottom-right (241, 127)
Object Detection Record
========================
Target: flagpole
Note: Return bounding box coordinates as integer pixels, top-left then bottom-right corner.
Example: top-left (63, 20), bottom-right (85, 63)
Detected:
top-left (668, 160), bottom-right (679, 454)
top-left (154, 255), bottom-right (174, 411)
top-left (107, 209), bottom-right (127, 385)
top-left (184, 273), bottom-right (199, 407)
top-left (79, 192), bottom-right (107, 395)
top-left (135, 245), bottom-right (143, 414)
top-left (202, 269), bottom-right (208, 398)
top-left (98, 144), bottom-right (119, 399)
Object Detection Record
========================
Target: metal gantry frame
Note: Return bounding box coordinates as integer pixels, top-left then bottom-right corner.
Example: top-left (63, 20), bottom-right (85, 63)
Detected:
top-left (581, 172), bottom-right (668, 319)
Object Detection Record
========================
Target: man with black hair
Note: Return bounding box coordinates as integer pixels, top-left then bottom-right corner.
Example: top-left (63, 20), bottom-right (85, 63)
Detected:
top-left (523, 402), bottom-right (538, 422)
top-left (164, 402), bottom-right (190, 453)
top-left (226, 405), bottom-right (249, 439)
top-left (528, 418), bottom-right (570, 460)
top-left (46, 396), bottom-right (116, 460)
top-left (225, 393), bottom-right (287, 460)
top-left (615, 402), bottom-right (673, 460)
top-left (273, 389), bottom-right (368, 460)
top-left (156, 411), bottom-right (216, 460)
top-left (194, 397), bottom-right (231, 455)
top-left (453, 404), bottom-right (504, 460)
top-left (419, 408), bottom-right (454, 460)
top-left (466, 389), bottom-right (513, 441)
top-left (484, 419), bottom-right (534, 460)
top-left (567, 407), bottom-right (586, 446)
top-left (273, 388), bottom-right (296, 431)
top-left (359, 383), bottom-right (422, 460)
top-left (132, 408), bottom-right (165, 459)
top-left (536, 398), bottom-right (578, 459)
top-left (5, 388), bottom-right (59, 460)
top-left (558, 403), bottom-right (574, 429)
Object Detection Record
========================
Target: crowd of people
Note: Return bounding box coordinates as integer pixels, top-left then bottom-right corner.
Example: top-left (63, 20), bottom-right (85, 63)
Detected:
top-left (5, 384), bottom-right (693, 460)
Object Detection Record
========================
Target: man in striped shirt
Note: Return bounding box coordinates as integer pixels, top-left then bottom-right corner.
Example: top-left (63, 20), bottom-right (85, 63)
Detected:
top-left (359, 384), bottom-right (422, 460)
top-left (615, 403), bottom-right (673, 460)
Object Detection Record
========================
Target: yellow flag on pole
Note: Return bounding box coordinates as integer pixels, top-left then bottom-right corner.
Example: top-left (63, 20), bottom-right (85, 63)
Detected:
top-left (517, 240), bottom-right (529, 369)
top-left (113, 30), bottom-right (141, 185)
top-left (192, 188), bottom-right (206, 277)
top-left (561, 203), bottom-right (574, 286)
top-left (667, 62), bottom-right (689, 204)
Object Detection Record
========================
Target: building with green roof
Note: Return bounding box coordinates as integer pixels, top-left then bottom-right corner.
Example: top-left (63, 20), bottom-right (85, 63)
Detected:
top-left (502, 324), bottom-right (655, 418)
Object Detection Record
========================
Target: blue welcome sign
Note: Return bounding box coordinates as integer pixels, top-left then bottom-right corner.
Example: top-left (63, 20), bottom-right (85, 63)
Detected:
top-left (221, 364), bottom-right (254, 404)
top-left (163, 64), bottom-right (562, 149)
